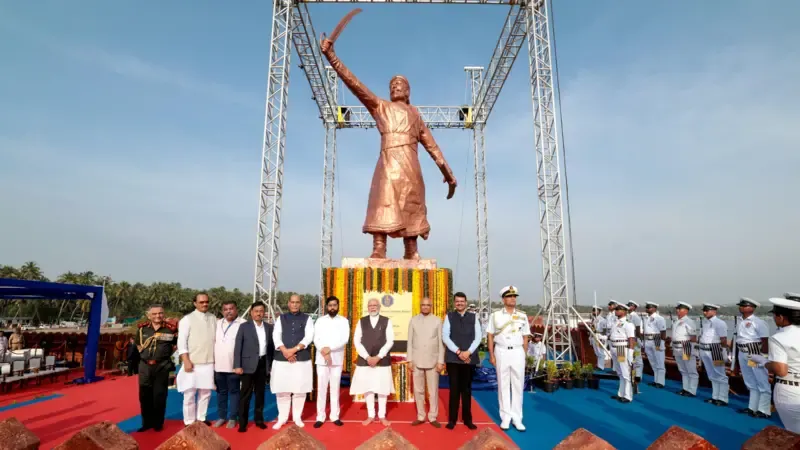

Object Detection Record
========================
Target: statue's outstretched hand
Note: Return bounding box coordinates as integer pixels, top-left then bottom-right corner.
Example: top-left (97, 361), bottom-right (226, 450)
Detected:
top-left (445, 177), bottom-right (457, 200)
top-left (320, 38), bottom-right (334, 57)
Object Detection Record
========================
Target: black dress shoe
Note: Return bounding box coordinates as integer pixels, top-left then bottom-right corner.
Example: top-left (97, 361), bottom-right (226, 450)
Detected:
top-left (445, 423), bottom-right (456, 430)
top-left (714, 401), bottom-right (728, 407)
top-left (313, 421), bottom-right (323, 428)
top-left (464, 423), bottom-right (477, 430)
top-left (738, 408), bottom-right (753, 414)
top-left (203, 420), bottom-right (212, 426)
top-left (136, 426), bottom-right (152, 432)
top-left (333, 420), bottom-right (344, 426)
top-left (611, 395), bottom-right (619, 400)
top-left (704, 398), bottom-right (715, 403)
top-left (238, 427), bottom-right (247, 433)
top-left (154, 426), bottom-right (163, 432)
top-left (255, 422), bottom-right (267, 429)
top-left (755, 411), bottom-right (769, 418)
top-left (619, 398), bottom-right (631, 403)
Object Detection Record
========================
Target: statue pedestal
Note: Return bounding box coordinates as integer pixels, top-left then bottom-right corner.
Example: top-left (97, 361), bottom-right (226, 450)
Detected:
top-left (321, 262), bottom-right (453, 403)
top-left (342, 258), bottom-right (437, 270)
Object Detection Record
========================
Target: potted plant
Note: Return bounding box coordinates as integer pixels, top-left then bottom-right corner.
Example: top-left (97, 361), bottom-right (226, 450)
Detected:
top-left (560, 361), bottom-right (574, 389)
top-left (584, 363), bottom-right (600, 389)
top-left (543, 360), bottom-right (558, 393)
top-left (572, 361), bottom-right (585, 388)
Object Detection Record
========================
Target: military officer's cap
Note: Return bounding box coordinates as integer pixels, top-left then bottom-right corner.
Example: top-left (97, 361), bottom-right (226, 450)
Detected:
top-left (500, 285), bottom-right (519, 298)
top-left (614, 303), bottom-right (629, 311)
top-left (770, 296), bottom-right (800, 311)
top-left (608, 299), bottom-right (618, 306)
top-left (592, 306), bottom-right (603, 311)
top-left (627, 301), bottom-right (639, 308)
top-left (533, 332), bottom-right (543, 338)
top-left (702, 303), bottom-right (720, 311)
top-left (675, 302), bottom-right (692, 310)
top-left (736, 297), bottom-right (760, 308)
top-left (785, 292), bottom-right (800, 301)
top-left (645, 302), bottom-right (659, 308)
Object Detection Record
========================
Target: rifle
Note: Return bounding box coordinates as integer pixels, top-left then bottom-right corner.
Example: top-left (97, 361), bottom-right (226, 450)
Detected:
top-left (730, 316), bottom-right (738, 373)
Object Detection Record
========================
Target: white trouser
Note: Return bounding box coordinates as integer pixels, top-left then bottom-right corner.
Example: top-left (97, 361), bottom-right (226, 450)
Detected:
top-left (591, 336), bottom-right (607, 369)
top-left (644, 340), bottom-right (666, 385)
top-left (775, 383), bottom-right (800, 434)
top-left (276, 392), bottom-right (306, 425)
top-left (738, 350), bottom-right (772, 415)
top-left (495, 346), bottom-right (526, 424)
top-left (673, 344), bottom-right (699, 395)
top-left (699, 348), bottom-right (729, 403)
top-left (182, 388), bottom-right (212, 425)
top-left (365, 392), bottom-right (388, 419)
top-left (633, 340), bottom-right (644, 378)
top-left (316, 364), bottom-right (343, 422)
top-left (611, 346), bottom-right (633, 401)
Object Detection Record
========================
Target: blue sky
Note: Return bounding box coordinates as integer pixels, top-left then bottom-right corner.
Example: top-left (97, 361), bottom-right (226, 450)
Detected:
top-left (1, 1), bottom-right (798, 306)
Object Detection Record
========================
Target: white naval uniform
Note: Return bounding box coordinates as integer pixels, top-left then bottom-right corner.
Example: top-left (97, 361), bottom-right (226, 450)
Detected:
top-left (699, 316), bottom-right (729, 403)
top-left (768, 324), bottom-right (800, 433)
top-left (629, 312), bottom-right (644, 379)
top-left (527, 340), bottom-right (546, 370)
top-left (591, 314), bottom-right (607, 369)
top-left (271, 314), bottom-right (315, 427)
top-left (177, 310), bottom-right (217, 426)
top-left (486, 309), bottom-right (530, 427)
top-left (736, 315), bottom-right (771, 415)
top-left (610, 316), bottom-right (636, 401)
top-left (350, 315), bottom-right (395, 420)
top-left (312, 314), bottom-right (350, 423)
top-left (672, 315), bottom-right (699, 395)
top-left (643, 313), bottom-right (667, 386)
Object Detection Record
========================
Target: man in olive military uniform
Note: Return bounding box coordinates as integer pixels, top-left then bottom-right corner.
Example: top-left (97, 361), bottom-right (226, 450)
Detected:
top-left (136, 304), bottom-right (177, 432)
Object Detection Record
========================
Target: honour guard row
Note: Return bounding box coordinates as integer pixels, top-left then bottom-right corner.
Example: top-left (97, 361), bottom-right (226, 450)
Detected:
top-left (590, 293), bottom-right (800, 435)
top-left (133, 286), bottom-right (533, 434)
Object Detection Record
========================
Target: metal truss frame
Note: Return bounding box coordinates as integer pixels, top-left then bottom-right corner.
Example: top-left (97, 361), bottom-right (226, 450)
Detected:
top-left (254, 0), bottom-right (574, 360)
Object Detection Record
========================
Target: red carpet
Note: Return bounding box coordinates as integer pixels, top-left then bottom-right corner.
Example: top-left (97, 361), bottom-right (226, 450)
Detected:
top-left (2, 376), bottom-right (510, 449)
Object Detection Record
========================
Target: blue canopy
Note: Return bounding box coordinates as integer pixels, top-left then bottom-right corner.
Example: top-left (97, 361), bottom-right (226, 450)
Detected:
top-left (0, 278), bottom-right (105, 384)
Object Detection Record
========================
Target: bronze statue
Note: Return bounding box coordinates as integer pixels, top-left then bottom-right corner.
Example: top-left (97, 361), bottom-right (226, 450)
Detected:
top-left (321, 11), bottom-right (457, 261)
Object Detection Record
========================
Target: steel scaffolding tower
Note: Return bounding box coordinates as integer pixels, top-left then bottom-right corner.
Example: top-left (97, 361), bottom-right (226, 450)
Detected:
top-left (253, 0), bottom-right (574, 362)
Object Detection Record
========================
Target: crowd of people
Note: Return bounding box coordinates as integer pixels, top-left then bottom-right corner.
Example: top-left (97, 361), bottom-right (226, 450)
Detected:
top-left (588, 293), bottom-right (800, 433)
top-left (133, 285), bottom-right (534, 434)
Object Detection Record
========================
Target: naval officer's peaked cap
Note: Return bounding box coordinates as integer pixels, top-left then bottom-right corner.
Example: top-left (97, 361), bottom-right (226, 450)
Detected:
top-left (608, 299), bottom-right (618, 306)
top-left (592, 306), bottom-right (603, 311)
top-left (676, 302), bottom-right (692, 310)
top-left (615, 303), bottom-right (630, 311)
top-left (785, 292), bottom-right (800, 301)
top-left (702, 303), bottom-right (720, 311)
top-left (770, 296), bottom-right (800, 311)
top-left (736, 297), bottom-right (760, 308)
top-left (627, 301), bottom-right (639, 308)
top-left (645, 302), bottom-right (659, 308)
top-left (500, 286), bottom-right (519, 297)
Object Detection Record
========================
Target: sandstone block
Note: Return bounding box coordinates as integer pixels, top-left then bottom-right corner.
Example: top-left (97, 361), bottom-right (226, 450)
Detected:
top-left (54, 422), bottom-right (137, 450)
top-left (459, 428), bottom-right (519, 450)
top-left (155, 422), bottom-right (230, 450)
top-left (342, 258), bottom-right (437, 270)
top-left (647, 426), bottom-right (718, 450)
top-left (741, 425), bottom-right (800, 450)
top-left (355, 428), bottom-right (418, 450)
top-left (0, 417), bottom-right (39, 450)
top-left (552, 429), bottom-right (615, 450)
top-left (257, 424), bottom-right (326, 450)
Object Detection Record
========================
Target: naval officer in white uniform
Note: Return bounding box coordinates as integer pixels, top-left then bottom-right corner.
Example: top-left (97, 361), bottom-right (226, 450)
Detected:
top-left (627, 301), bottom-right (644, 388)
top-left (609, 303), bottom-right (636, 403)
top-left (590, 306), bottom-right (608, 370)
top-left (486, 285), bottom-right (530, 431)
top-left (643, 302), bottom-right (667, 388)
top-left (672, 302), bottom-right (699, 397)
top-left (750, 293), bottom-right (800, 433)
top-left (733, 297), bottom-right (771, 418)
top-left (698, 303), bottom-right (729, 406)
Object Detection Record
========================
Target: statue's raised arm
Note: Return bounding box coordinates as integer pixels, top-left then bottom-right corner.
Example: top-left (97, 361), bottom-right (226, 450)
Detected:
top-left (321, 39), bottom-right (381, 113)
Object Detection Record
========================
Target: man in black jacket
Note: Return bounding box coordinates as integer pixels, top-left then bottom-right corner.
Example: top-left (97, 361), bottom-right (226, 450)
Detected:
top-left (233, 301), bottom-right (274, 432)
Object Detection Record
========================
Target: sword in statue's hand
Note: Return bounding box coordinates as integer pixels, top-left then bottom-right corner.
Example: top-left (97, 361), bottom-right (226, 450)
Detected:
top-left (321, 8), bottom-right (362, 49)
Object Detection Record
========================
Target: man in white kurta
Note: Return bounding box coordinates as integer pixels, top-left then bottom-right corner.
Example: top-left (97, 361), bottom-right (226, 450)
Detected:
top-left (271, 295), bottom-right (315, 429)
top-left (312, 296), bottom-right (350, 428)
top-left (177, 293), bottom-right (217, 426)
top-left (350, 298), bottom-right (395, 426)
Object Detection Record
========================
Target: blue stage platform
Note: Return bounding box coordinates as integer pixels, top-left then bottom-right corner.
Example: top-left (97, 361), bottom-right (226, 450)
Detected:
top-left (474, 373), bottom-right (783, 449)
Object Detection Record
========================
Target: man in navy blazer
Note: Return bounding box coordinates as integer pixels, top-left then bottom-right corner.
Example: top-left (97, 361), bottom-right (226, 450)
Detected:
top-left (234, 301), bottom-right (274, 432)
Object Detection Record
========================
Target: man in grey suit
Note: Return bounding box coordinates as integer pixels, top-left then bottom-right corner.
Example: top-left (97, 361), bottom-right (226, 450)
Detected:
top-left (407, 296), bottom-right (445, 428)
top-left (233, 301), bottom-right (274, 433)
